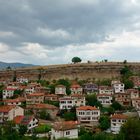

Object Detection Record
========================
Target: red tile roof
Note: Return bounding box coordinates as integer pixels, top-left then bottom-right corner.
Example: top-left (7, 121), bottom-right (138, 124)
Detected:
top-left (14, 115), bottom-right (24, 124)
top-left (71, 84), bottom-right (81, 88)
top-left (76, 106), bottom-right (99, 111)
top-left (4, 97), bottom-right (26, 103)
top-left (56, 85), bottom-right (66, 88)
top-left (45, 94), bottom-right (58, 97)
top-left (71, 94), bottom-right (84, 98)
top-left (14, 115), bottom-right (34, 125)
top-left (0, 105), bottom-right (15, 112)
top-left (27, 93), bottom-right (44, 96)
top-left (53, 121), bottom-right (79, 131)
top-left (111, 114), bottom-right (128, 119)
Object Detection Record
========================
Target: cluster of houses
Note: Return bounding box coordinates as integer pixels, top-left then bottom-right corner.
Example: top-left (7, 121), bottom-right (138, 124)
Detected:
top-left (0, 76), bottom-right (140, 139)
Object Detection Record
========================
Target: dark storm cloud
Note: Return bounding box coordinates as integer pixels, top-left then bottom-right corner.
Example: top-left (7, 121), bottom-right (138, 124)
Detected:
top-left (0, 0), bottom-right (139, 47)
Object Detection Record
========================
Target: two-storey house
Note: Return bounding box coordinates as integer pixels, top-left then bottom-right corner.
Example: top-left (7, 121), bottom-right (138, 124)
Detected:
top-left (83, 83), bottom-right (98, 94)
top-left (97, 94), bottom-right (113, 107)
top-left (26, 93), bottom-right (45, 105)
top-left (51, 121), bottom-right (79, 140)
top-left (99, 86), bottom-right (113, 95)
top-left (111, 114), bottom-right (127, 134)
top-left (76, 106), bottom-right (100, 126)
top-left (55, 85), bottom-right (66, 96)
top-left (70, 84), bottom-right (83, 95)
top-left (0, 105), bottom-right (24, 123)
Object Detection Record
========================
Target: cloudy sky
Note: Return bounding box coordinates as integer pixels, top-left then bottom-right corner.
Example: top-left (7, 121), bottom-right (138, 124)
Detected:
top-left (0, 0), bottom-right (140, 65)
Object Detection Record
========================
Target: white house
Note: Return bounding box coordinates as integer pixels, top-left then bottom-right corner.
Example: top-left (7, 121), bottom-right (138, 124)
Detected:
top-left (131, 98), bottom-right (140, 109)
top-left (99, 86), bottom-right (113, 95)
top-left (97, 94), bottom-right (113, 107)
top-left (14, 115), bottom-right (38, 131)
top-left (17, 77), bottom-right (28, 83)
top-left (59, 95), bottom-right (85, 110)
top-left (0, 105), bottom-right (24, 123)
top-left (25, 85), bottom-right (36, 94)
top-left (70, 84), bottom-right (83, 94)
top-left (127, 89), bottom-right (139, 99)
top-left (112, 82), bottom-right (125, 93)
top-left (2, 88), bottom-right (16, 99)
top-left (51, 121), bottom-right (79, 140)
top-left (76, 106), bottom-right (100, 125)
top-left (71, 94), bottom-right (86, 107)
top-left (59, 96), bottom-right (74, 110)
top-left (111, 114), bottom-right (127, 134)
top-left (55, 85), bottom-right (66, 95)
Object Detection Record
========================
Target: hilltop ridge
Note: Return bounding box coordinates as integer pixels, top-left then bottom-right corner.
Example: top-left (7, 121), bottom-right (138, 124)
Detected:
top-left (0, 62), bottom-right (140, 81)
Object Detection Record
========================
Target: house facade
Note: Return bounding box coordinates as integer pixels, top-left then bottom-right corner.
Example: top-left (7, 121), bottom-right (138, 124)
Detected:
top-left (71, 94), bottom-right (86, 107)
top-left (112, 82), bottom-right (125, 93)
top-left (26, 93), bottom-right (45, 105)
top-left (97, 94), bottom-right (113, 107)
top-left (59, 96), bottom-right (74, 110)
top-left (0, 105), bottom-right (24, 123)
top-left (2, 88), bottom-right (15, 99)
top-left (51, 121), bottom-right (79, 140)
top-left (3, 97), bottom-right (26, 106)
top-left (99, 86), bottom-right (113, 95)
top-left (114, 93), bottom-right (131, 106)
top-left (76, 106), bottom-right (100, 125)
top-left (14, 115), bottom-right (38, 131)
top-left (55, 85), bottom-right (66, 95)
top-left (111, 114), bottom-right (127, 134)
top-left (127, 89), bottom-right (139, 99)
top-left (59, 95), bottom-right (85, 110)
top-left (83, 83), bottom-right (98, 94)
top-left (70, 84), bottom-right (83, 94)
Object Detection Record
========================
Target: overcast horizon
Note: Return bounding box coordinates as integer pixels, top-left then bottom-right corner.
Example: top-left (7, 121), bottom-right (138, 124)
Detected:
top-left (0, 0), bottom-right (140, 65)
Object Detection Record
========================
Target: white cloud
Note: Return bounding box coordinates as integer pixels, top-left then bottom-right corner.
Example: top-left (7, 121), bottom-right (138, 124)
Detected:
top-left (0, 43), bottom-right (10, 53)
top-left (37, 27), bottom-right (70, 39)
top-left (0, 31), bottom-right (16, 38)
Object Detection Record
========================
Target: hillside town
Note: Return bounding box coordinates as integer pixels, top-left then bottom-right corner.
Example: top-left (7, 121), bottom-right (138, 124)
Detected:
top-left (0, 65), bottom-right (140, 140)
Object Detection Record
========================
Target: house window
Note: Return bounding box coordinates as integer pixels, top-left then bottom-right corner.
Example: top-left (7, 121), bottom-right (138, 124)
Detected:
top-left (66, 131), bottom-right (70, 135)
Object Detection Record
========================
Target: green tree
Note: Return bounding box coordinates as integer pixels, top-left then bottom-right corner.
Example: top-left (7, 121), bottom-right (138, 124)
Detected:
top-left (99, 116), bottom-right (110, 130)
top-left (123, 60), bottom-right (127, 64)
top-left (111, 101), bottom-right (123, 110)
top-left (123, 79), bottom-right (134, 89)
top-left (72, 57), bottom-right (82, 64)
top-left (79, 133), bottom-right (93, 140)
top-left (19, 125), bottom-right (27, 136)
top-left (86, 94), bottom-right (102, 108)
top-left (39, 110), bottom-right (51, 120)
top-left (120, 118), bottom-right (140, 140)
top-left (120, 66), bottom-right (132, 78)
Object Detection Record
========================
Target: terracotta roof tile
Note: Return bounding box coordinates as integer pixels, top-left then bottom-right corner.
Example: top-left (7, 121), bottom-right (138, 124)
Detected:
top-left (27, 93), bottom-right (44, 96)
top-left (111, 114), bottom-right (128, 119)
top-left (76, 106), bottom-right (99, 111)
top-left (53, 121), bottom-right (79, 131)
top-left (0, 105), bottom-right (15, 112)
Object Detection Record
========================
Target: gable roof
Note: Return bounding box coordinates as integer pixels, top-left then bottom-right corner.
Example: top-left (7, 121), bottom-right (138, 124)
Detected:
top-left (0, 105), bottom-right (15, 112)
top-left (14, 115), bottom-right (34, 125)
top-left (53, 121), bottom-right (79, 131)
top-left (111, 114), bottom-right (128, 119)
top-left (76, 106), bottom-right (99, 111)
